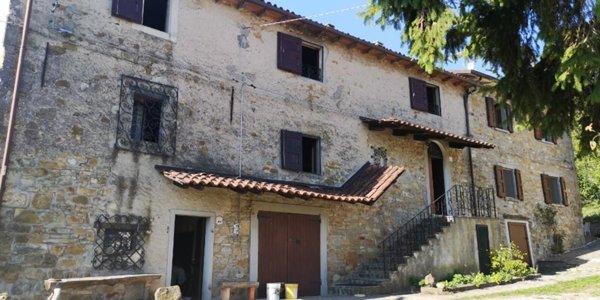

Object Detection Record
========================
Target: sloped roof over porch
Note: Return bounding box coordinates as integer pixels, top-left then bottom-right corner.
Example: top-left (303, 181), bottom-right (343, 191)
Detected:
top-left (156, 162), bottom-right (404, 205)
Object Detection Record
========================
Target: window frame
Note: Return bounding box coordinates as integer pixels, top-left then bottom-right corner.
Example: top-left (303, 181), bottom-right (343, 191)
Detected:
top-left (116, 75), bottom-right (178, 156)
top-left (486, 97), bottom-right (513, 132)
top-left (541, 174), bottom-right (568, 206)
top-left (111, 0), bottom-right (178, 40)
top-left (280, 129), bottom-right (322, 175)
top-left (409, 77), bottom-right (442, 116)
top-left (494, 165), bottom-right (524, 201)
top-left (534, 128), bottom-right (557, 144)
top-left (277, 32), bottom-right (324, 82)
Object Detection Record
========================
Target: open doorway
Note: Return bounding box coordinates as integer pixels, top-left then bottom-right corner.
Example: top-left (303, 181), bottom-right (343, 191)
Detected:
top-left (428, 143), bottom-right (447, 215)
top-left (171, 216), bottom-right (206, 300)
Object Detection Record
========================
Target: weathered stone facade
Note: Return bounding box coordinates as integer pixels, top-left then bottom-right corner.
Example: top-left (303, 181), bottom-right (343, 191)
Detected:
top-left (0, 0), bottom-right (583, 299)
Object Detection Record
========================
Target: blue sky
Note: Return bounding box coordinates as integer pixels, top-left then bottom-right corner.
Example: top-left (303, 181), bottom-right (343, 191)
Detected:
top-left (268, 0), bottom-right (488, 73)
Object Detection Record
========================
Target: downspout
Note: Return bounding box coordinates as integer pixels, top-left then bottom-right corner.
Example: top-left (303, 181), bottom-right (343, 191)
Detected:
top-left (0, 0), bottom-right (33, 200)
top-left (463, 86), bottom-right (477, 196)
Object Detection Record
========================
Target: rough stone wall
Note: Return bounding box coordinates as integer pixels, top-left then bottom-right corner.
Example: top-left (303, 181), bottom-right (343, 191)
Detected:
top-left (0, 0), bottom-right (582, 299)
top-left (469, 93), bottom-right (584, 261)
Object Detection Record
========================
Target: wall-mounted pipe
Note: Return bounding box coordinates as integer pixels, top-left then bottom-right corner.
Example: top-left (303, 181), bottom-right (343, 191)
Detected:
top-left (0, 0), bottom-right (34, 200)
top-left (463, 86), bottom-right (477, 193)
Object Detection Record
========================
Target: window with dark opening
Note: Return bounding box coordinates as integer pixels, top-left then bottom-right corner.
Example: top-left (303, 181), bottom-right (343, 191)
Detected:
top-left (494, 104), bottom-right (512, 131)
top-left (494, 165), bottom-right (523, 200)
top-left (426, 85), bottom-right (441, 115)
top-left (485, 97), bottom-right (513, 132)
top-left (277, 32), bottom-right (322, 81)
top-left (409, 77), bottom-right (441, 115)
top-left (281, 130), bottom-right (320, 174)
top-left (111, 0), bottom-right (169, 32)
top-left (541, 174), bottom-right (568, 206)
top-left (131, 94), bottom-right (163, 143)
top-left (534, 128), bottom-right (557, 144)
top-left (302, 46), bottom-right (321, 80)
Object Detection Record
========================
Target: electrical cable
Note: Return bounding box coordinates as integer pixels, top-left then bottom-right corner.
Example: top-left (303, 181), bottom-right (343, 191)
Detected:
top-left (258, 4), bottom-right (368, 27)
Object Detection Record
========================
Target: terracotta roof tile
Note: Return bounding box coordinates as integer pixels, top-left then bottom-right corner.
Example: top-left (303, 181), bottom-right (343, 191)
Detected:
top-left (360, 117), bottom-right (495, 149)
top-left (156, 162), bottom-right (404, 205)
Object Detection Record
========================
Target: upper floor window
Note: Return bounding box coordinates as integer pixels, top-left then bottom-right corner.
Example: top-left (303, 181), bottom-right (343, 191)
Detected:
top-left (534, 128), bottom-right (557, 144)
top-left (116, 75), bottom-right (178, 156)
top-left (541, 175), bottom-right (568, 206)
top-left (486, 97), bottom-right (513, 132)
top-left (112, 0), bottom-right (169, 32)
top-left (409, 78), bottom-right (441, 115)
top-left (281, 130), bottom-right (320, 174)
top-left (494, 165), bottom-right (523, 200)
top-left (277, 32), bottom-right (323, 81)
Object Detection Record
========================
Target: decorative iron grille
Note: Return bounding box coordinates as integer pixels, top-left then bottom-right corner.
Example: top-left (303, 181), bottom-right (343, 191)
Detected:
top-left (116, 75), bottom-right (178, 156)
top-left (92, 215), bottom-right (150, 270)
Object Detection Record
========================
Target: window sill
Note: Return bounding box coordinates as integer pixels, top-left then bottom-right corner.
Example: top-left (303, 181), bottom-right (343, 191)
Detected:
top-left (132, 23), bottom-right (177, 42)
top-left (493, 128), bottom-right (511, 134)
top-left (411, 109), bottom-right (441, 117)
top-left (504, 197), bottom-right (522, 202)
top-left (540, 140), bottom-right (555, 145)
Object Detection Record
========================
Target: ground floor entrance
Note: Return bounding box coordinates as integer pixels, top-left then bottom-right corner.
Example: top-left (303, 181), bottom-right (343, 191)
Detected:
top-left (171, 215), bottom-right (207, 300)
top-left (507, 221), bottom-right (533, 266)
top-left (257, 211), bottom-right (321, 297)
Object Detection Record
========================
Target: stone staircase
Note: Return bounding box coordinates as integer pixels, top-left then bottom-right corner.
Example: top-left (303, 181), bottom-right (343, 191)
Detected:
top-left (332, 185), bottom-right (496, 296)
top-left (333, 215), bottom-right (452, 296)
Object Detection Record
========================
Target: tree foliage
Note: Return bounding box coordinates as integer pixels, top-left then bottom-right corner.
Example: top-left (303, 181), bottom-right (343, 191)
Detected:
top-left (362, 0), bottom-right (600, 146)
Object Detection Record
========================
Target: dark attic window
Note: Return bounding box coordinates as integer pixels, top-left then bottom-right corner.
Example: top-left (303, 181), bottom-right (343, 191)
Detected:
top-left (302, 46), bottom-right (321, 81)
top-left (302, 136), bottom-right (319, 173)
top-left (281, 130), bottom-right (321, 174)
top-left (409, 77), bottom-right (441, 115)
top-left (111, 0), bottom-right (169, 32)
top-left (277, 32), bottom-right (323, 81)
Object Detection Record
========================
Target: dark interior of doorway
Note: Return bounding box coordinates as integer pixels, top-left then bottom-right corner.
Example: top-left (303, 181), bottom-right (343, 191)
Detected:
top-left (172, 216), bottom-right (206, 300)
top-left (429, 144), bottom-right (446, 215)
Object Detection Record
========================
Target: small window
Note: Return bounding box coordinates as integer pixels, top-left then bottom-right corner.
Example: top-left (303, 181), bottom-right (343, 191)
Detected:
top-left (116, 75), bottom-right (178, 156)
top-left (486, 97), bottom-right (513, 132)
top-left (112, 0), bottom-right (169, 32)
top-left (281, 130), bottom-right (320, 174)
top-left (541, 175), bottom-right (568, 206)
top-left (534, 128), bottom-right (557, 144)
top-left (494, 165), bottom-right (523, 200)
top-left (409, 77), bottom-right (441, 115)
top-left (277, 32), bottom-right (323, 81)
top-left (131, 94), bottom-right (162, 143)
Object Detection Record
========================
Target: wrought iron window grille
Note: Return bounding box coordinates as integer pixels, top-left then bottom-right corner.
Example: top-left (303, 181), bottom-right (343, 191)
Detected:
top-left (116, 75), bottom-right (178, 156)
top-left (92, 214), bottom-right (150, 270)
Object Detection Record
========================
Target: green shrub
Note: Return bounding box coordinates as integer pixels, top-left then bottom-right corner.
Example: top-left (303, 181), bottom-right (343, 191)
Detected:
top-left (471, 272), bottom-right (488, 287)
top-left (488, 271), bottom-right (513, 284)
top-left (408, 276), bottom-right (422, 288)
top-left (490, 243), bottom-right (536, 278)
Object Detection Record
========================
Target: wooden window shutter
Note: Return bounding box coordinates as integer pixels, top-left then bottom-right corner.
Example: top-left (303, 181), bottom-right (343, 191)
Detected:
top-left (541, 174), bottom-right (552, 204)
top-left (534, 128), bottom-right (543, 140)
top-left (277, 32), bottom-right (302, 75)
top-left (506, 105), bottom-right (514, 133)
top-left (485, 97), bottom-right (497, 127)
top-left (552, 135), bottom-right (558, 144)
top-left (111, 0), bottom-right (144, 23)
top-left (560, 177), bottom-right (569, 206)
top-left (409, 78), bottom-right (428, 112)
top-left (281, 130), bottom-right (303, 172)
top-left (515, 169), bottom-right (524, 201)
top-left (494, 165), bottom-right (506, 198)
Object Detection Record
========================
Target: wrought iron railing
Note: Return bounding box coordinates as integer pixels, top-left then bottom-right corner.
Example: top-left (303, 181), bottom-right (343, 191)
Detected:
top-left (379, 184), bottom-right (495, 274)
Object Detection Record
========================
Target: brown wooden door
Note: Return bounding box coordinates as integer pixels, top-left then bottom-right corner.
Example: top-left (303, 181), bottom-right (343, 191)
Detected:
top-left (257, 211), bottom-right (321, 297)
top-left (507, 222), bottom-right (533, 266)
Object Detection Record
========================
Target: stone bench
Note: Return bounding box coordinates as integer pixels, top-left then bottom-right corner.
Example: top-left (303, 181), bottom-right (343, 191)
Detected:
top-left (220, 281), bottom-right (259, 300)
top-left (44, 274), bottom-right (161, 300)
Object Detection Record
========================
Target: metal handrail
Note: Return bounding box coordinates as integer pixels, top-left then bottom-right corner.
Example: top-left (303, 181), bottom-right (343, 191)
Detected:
top-left (378, 184), bottom-right (495, 274)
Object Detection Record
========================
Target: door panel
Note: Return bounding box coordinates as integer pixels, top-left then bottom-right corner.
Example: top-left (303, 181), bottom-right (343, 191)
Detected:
top-left (476, 225), bottom-right (491, 274)
top-left (287, 213), bottom-right (321, 296)
top-left (257, 211), bottom-right (321, 297)
top-left (507, 222), bottom-right (532, 266)
top-left (257, 212), bottom-right (289, 297)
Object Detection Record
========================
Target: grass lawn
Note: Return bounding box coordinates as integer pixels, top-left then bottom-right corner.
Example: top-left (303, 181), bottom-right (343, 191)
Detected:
top-left (465, 274), bottom-right (600, 299)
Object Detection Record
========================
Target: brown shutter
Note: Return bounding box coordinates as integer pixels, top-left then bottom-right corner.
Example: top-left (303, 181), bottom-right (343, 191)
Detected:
top-left (534, 128), bottom-right (543, 140)
top-left (494, 165), bottom-right (506, 198)
top-left (277, 32), bottom-right (303, 75)
top-left (409, 77), bottom-right (428, 112)
top-left (560, 177), bottom-right (569, 206)
top-left (541, 174), bottom-right (552, 204)
top-left (485, 97), bottom-right (497, 128)
top-left (552, 135), bottom-right (558, 144)
top-left (281, 130), bottom-right (303, 172)
top-left (506, 105), bottom-right (514, 133)
top-left (515, 169), bottom-right (524, 201)
top-left (112, 0), bottom-right (144, 23)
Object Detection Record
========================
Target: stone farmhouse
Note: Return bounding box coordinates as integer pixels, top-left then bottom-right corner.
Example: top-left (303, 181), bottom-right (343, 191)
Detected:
top-left (0, 0), bottom-right (584, 299)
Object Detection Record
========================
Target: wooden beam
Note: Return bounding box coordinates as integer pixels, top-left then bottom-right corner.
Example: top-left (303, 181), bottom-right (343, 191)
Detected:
top-left (346, 41), bottom-right (358, 49)
top-left (367, 124), bottom-right (387, 131)
top-left (236, 0), bottom-right (247, 9)
top-left (255, 8), bottom-right (268, 17)
top-left (378, 53), bottom-right (388, 60)
top-left (329, 35), bottom-right (341, 43)
top-left (413, 134), bottom-right (430, 141)
top-left (449, 142), bottom-right (467, 149)
top-left (392, 129), bottom-right (422, 136)
top-left (362, 47), bottom-right (373, 54)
